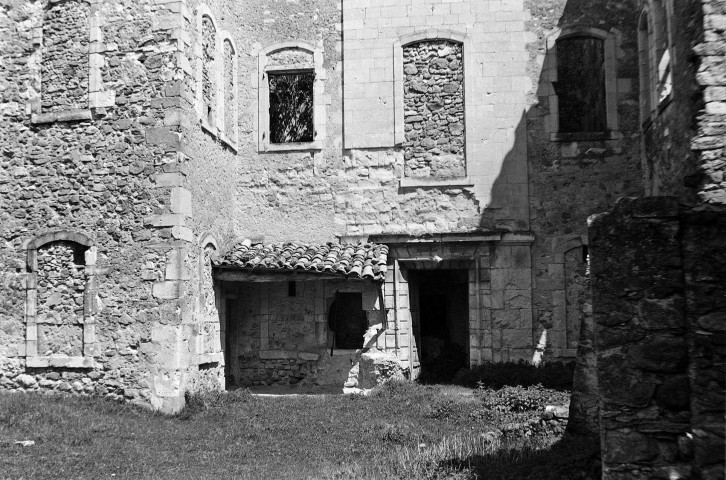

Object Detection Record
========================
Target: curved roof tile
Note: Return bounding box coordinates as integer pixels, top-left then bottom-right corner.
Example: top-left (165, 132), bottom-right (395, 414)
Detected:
top-left (213, 240), bottom-right (389, 281)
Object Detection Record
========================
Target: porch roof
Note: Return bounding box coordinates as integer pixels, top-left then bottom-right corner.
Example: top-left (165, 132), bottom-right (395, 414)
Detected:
top-left (213, 240), bottom-right (389, 281)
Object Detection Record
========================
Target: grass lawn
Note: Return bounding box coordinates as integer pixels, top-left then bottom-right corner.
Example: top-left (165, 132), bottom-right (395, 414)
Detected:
top-left (0, 383), bottom-right (599, 479)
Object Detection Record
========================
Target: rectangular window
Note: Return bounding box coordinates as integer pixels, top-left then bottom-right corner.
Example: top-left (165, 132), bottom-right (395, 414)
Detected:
top-left (328, 292), bottom-right (366, 350)
top-left (268, 71), bottom-right (314, 144)
top-left (556, 36), bottom-right (606, 133)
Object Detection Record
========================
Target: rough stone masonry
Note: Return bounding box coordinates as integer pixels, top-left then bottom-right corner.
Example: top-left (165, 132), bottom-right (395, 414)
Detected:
top-left (0, 11), bottom-right (722, 480)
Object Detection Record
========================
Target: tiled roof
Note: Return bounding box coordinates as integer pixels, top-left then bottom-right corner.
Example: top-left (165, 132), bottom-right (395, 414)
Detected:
top-left (214, 240), bottom-right (389, 281)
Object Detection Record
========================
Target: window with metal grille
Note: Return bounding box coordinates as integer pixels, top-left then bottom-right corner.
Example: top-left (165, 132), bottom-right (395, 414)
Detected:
top-left (555, 36), bottom-right (606, 133)
top-left (268, 71), bottom-right (314, 144)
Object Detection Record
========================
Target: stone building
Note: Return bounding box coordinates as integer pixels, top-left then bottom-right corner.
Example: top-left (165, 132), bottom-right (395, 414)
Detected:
top-left (576, 0), bottom-right (726, 478)
top-left (0, 0), bottom-right (666, 412)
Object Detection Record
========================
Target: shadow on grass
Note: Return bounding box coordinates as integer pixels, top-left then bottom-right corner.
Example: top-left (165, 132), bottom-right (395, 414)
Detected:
top-left (442, 433), bottom-right (601, 480)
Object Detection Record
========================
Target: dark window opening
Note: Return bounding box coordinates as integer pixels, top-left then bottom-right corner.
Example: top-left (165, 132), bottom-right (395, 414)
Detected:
top-left (555, 36), bottom-right (606, 133)
top-left (288, 281), bottom-right (296, 297)
top-left (268, 71), bottom-right (314, 144)
top-left (72, 246), bottom-right (87, 266)
top-left (327, 292), bottom-right (366, 350)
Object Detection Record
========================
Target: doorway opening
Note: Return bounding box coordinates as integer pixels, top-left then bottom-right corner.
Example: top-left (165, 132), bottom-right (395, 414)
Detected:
top-left (409, 269), bottom-right (469, 383)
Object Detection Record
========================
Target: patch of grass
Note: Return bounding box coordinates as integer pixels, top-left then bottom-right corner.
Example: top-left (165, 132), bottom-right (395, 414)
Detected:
top-left (0, 383), bottom-right (594, 480)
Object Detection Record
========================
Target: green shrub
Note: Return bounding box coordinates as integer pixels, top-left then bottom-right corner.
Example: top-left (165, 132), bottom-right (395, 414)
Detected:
top-left (453, 360), bottom-right (574, 390)
top-left (477, 384), bottom-right (569, 412)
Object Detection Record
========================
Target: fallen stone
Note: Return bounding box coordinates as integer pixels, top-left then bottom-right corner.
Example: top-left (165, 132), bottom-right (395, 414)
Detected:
top-left (15, 374), bottom-right (37, 389)
top-left (356, 351), bottom-right (405, 389)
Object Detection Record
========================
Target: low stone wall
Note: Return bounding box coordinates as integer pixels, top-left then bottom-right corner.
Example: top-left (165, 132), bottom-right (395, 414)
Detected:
top-left (239, 352), bottom-right (320, 386)
top-left (587, 197), bottom-right (725, 480)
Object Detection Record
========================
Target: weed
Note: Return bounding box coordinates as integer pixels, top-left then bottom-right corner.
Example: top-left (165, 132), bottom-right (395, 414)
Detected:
top-left (477, 384), bottom-right (569, 412)
top-left (453, 360), bottom-right (575, 390)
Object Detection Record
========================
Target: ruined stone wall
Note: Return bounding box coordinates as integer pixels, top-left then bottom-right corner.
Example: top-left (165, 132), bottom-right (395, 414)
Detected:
top-left (682, 207), bottom-right (726, 479)
top-left (525, 0), bottom-right (643, 360)
top-left (692, 0), bottom-right (726, 205)
top-left (640, 0), bottom-right (703, 202)
top-left (588, 197), bottom-right (725, 479)
top-left (0, 0), bottom-right (226, 410)
top-left (641, 0), bottom-right (726, 206)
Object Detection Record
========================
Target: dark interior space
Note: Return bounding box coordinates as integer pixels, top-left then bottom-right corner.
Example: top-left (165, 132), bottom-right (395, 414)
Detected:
top-left (410, 269), bottom-right (469, 383)
top-left (328, 292), bottom-right (366, 350)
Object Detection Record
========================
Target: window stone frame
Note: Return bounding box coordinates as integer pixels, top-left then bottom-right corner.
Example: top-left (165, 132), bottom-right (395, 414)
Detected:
top-left (195, 7), bottom-right (222, 136)
top-left (257, 40), bottom-right (326, 153)
top-left (23, 231), bottom-right (98, 368)
top-left (393, 30), bottom-right (474, 188)
top-left (194, 5), bottom-right (238, 152)
top-left (638, 0), bottom-right (674, 127)
top-left (197, 233), bottom-right (224, 366)
top-left (28, 0), bottom-right (115, 125)
top-left (544, 27), bottom-right (621, 142)
top-left (220, 34), bottom-right (239, 150)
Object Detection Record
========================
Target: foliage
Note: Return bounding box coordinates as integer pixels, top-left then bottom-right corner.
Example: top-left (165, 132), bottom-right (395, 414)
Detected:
top-left (453, 359), bottom-right (575, 390)
top-left (269, 72), bottom-right (314, 144)
top-left (477, 384), bottom-right (570, 413)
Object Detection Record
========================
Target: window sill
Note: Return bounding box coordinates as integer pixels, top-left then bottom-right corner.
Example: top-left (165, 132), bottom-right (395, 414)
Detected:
top-left (201, 120), bottom-right (239, 153)
top-left (399, 177), bottom-right (474, 189)
top-left (550, 131), bottom-right (622, 142)
top-left (26, 356), bottom-right (96, 368)
top-left (31, 109), bottom-right (93, 124)
top-left (330, 349), bottom-right (360, 357)
top-left (198, 352), bottom-right (224, 365)
top-left (261, 140), bottom-right (324, 153)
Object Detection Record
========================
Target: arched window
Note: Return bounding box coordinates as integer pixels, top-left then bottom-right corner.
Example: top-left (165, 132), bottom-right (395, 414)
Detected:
top-left (555, 35), bottom-right (606, 133)
top-left (638, 11), bottom-right (653, 123)
top-left (223, 38), bottom-right (237, 144)
top-left (653, 0), bottom-right (672, 105)
top-left (194, 6), bottom-right (238, 151)
top-left (197, 235), bottom-right (223, 366)
top-left (24, 230), bottom-right (97, 368)
top-left (201, 15), bottom-right (217, 127)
